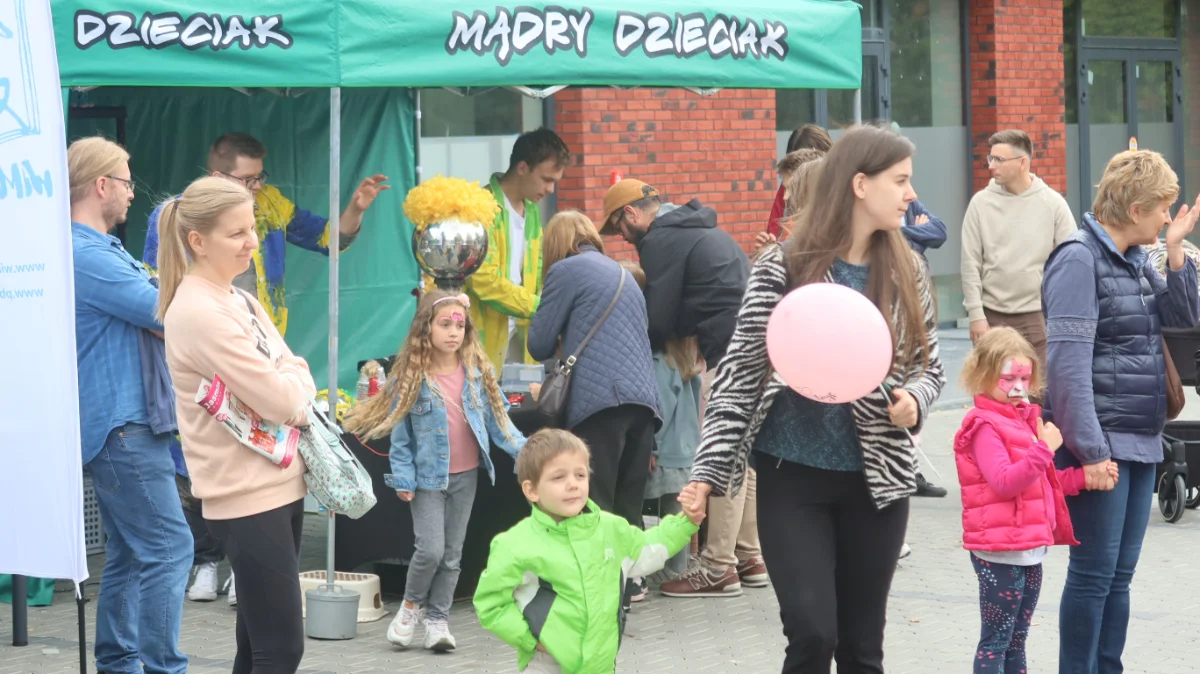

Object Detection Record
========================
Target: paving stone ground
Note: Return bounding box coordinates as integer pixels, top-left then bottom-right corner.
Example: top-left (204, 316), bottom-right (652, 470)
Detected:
top-left (4, 338), bottom-right (1200, 672)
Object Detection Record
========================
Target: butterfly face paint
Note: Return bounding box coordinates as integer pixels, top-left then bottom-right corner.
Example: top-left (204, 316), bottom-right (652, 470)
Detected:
top-left (996, 359), bottom-right (1033, 401)
top-left (450, 312), bottom-right (465, 323)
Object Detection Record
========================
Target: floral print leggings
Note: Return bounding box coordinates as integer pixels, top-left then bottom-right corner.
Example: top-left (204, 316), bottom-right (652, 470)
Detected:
top-left (970, 554), bottom-right (1043, 674)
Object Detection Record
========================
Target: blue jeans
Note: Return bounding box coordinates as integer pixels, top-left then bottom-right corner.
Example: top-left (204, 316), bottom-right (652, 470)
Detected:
top-left (86, 424), bottom-right (193, 674)
top-left (1057, 459), bottom-right (1155, 674)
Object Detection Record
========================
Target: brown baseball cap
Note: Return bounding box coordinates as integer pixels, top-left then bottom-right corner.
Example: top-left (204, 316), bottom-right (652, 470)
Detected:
top-left (601, 179), bottom-right (660, 236)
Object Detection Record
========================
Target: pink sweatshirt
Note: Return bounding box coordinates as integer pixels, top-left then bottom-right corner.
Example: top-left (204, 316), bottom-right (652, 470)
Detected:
top-left (164, 276), bottom-right (314, 520)
top-left (954, 395), bottom-right (1083, 552)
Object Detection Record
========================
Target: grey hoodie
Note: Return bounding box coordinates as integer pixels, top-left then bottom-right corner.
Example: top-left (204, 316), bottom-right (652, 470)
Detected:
top-left (960, 175), bottom-right (1077, 321)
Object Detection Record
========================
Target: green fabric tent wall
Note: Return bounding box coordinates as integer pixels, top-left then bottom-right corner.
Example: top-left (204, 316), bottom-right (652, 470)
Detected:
top-left (67, 87), bottom-right (417, 392)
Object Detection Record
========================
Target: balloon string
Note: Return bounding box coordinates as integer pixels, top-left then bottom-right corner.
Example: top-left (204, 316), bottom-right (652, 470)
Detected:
top-left (879, 384), bottom-right (944, 481)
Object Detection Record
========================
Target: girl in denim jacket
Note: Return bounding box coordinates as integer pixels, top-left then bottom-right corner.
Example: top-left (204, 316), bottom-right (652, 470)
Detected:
top-left (344, 290), bottom-right (525, 653)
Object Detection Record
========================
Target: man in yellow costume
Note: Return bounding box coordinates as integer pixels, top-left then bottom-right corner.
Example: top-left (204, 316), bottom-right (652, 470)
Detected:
top-left (143, 132), bottom-right (389, 337)
top-left (466, 128), bottom-right (571, 372)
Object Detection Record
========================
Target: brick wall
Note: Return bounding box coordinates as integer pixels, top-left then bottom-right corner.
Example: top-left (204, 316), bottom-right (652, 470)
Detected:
top-left (967, 0), bottom-right (1068, 194)
top-left (554, 88), bottom-right (777, 259)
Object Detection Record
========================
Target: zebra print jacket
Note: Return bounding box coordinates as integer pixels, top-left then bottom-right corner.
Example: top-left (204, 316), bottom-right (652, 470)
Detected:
top-left (690, 244), bottom-right (946, 509)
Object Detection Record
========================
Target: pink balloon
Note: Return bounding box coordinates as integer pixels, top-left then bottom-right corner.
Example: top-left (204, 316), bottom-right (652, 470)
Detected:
top-left (766, 283), bottom-right (894, 403)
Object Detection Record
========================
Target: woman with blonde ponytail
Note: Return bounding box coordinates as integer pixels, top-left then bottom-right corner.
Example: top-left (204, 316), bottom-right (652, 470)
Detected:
top-left (160, 176), bottom-right (316, 674)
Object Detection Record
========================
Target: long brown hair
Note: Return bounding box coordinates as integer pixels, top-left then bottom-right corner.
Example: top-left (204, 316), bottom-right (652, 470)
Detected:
top-left (342, 290), bottom-right (512, 441)
top-left (155, 177), bottom-right (254, 322)
top-left (542, 210), bottom-right (604, 281)
top-left (783, 124), bottom-right (929, 369)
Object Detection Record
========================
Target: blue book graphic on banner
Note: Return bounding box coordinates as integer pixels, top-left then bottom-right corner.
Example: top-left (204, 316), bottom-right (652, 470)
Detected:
top-left (0, 0), bottom-right (40, 146)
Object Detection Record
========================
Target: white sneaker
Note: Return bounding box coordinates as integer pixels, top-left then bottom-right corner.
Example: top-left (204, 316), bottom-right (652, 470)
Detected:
top-left (423, 618), bottom-right (456, 652)
top-left (899, 543), bottom-right (912, 560)
top-left (386, 602), bottom-right (424, 648)
top-left (187, 562), bottom-right (219, 602)
top-left (224, 573), bottom-right (238, 607)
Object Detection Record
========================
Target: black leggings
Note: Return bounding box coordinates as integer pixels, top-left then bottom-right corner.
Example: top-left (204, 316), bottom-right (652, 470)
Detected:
top-left (756, 456), bottom-right (908, 674)
top-left (207, 499), bottom-right (305, 674)
top-left (571, 404), bottom-right (655, 528)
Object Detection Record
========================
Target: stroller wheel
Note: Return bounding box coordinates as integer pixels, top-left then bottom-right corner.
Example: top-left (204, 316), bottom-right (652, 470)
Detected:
top-left (1188, 488), bottom-right (1200, 510)
top-left (1159, 474), bottom-right (1187, 523)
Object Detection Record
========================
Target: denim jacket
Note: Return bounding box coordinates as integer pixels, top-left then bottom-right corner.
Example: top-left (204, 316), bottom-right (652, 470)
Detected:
top-left (384, 369), bottom-right (526, 492)
top-left (72, 223), bottom-right (162, 464)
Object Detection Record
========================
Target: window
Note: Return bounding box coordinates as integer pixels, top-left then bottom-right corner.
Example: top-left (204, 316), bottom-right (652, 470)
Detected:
top-left (1080, 0), bottom-right (1177, 38)
top-left (889, 0), bottom-right (962, 128)
top-left (419, 88), bottom-right (526, 137)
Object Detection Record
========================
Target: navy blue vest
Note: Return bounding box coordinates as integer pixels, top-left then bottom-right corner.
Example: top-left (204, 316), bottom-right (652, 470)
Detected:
top-left (1044, 224), bottom-right (1166, 435)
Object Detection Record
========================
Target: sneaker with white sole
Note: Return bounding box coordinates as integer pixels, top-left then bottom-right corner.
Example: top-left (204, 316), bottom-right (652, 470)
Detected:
top-left (899, 543), bottom-right (912, 559)
top-left (386, 601), bottom-right (424, 648)
top-left (423, 618), bottom-right (456, 652)
top-left (660, 566), bottom-right (743, 598)
top-left (224, 573), bottom-right (237, 607)
top-left (186, 562), bottom-right (219, 602)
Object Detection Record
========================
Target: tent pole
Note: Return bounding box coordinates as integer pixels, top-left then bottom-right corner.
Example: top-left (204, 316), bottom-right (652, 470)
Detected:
top-left (77, 593), bottom-right (87, 674)
top-left (414, 89), bottom-right (423, 185)
top-left (11, 574), bottom-right (27, 646)
top-left (327, 87), bottom-right (342, 587)
top-left (854, 89), bottom-right (862, 125)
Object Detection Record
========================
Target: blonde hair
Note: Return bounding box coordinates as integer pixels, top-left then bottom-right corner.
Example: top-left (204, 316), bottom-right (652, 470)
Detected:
top-left (67, 137), bottom-right (130, 205)
top-left (542, 210), bottom-right (605, 280)
top-left (616, 259), bottom-right (702, 380)
top-left (154, 177), bottom-right (254, 322)
top-left (960, 326), bottom-right (1043, 397)
top-left (784, 157), bottom-right (824, 224)
top-left (517, 429), bottom-right (591, 486)
top-left (1092, 150), bottom-right (1180, 228)
top-left (342, 290), bottom-right (511, 441)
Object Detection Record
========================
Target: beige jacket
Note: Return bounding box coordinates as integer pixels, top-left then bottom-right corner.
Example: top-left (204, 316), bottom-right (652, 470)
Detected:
top-left (960, 176), bottom-right (1077, 321)
top-left (164, 276), bottom-right (313, 520)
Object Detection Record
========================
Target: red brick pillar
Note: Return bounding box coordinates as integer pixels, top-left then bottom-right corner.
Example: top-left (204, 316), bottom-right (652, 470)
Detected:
top-left (968, 0), bottom-right (1068, 194)
top-left (555, 88), bottom-right (777, 260)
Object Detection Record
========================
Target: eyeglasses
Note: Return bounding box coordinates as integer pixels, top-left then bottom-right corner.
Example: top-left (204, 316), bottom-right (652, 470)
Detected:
top-left (104, 175), bottom-right (136, 192)
top-left (221, 171), bottom-right (270, 188)
top-left (986, 155), bottom-right (1022, 166)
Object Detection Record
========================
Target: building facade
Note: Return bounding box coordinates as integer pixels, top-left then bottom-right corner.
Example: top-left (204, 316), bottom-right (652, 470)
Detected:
top-left (419, 0), bottom-right (1199, 324)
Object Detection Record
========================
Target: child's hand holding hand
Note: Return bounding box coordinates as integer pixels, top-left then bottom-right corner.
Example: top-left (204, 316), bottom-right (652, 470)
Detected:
top-left (1037, 419), bottom-right (1063, 452)
top-left (677, 489), bottom-right (706, 526)
top-left (396, 491), bottom-right (414, 502)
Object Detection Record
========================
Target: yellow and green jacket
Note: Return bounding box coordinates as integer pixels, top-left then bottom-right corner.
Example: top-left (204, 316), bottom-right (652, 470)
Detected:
top-left (462, 175), bottom-right (543, 372)
top-left (143, 184), bottom-right (352, 337)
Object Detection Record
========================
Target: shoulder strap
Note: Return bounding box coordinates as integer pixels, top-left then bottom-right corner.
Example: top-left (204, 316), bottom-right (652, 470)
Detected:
top-left (564, 269), bottom-right (626, 367)
top-left (237, 289), bottom-right (256, 316)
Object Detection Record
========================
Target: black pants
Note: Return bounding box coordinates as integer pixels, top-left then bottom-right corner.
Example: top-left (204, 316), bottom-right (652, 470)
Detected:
top-left (572, 404), bottom-right (655, 528)
top-left (756, 456), bottom-right (909, 674)
top-left (207, 499), bottom-right (305, 674)
top-left (176, 474), bottom-right (225, 565)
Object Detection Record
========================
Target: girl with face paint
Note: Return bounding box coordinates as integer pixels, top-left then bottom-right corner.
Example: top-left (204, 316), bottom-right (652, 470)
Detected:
top-left (952, 327), bottom-right (1118, 673)
top-left (343, 290), bottom-right (527, 652)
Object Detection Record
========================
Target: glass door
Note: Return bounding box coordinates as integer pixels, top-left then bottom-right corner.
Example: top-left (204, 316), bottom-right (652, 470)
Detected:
top-left (1078, 49), bottom-right (1183, 211)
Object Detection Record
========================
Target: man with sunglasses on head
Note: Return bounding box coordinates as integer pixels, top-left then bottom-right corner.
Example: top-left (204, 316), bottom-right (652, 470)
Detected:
top-left (141, 131), bottom-right (388, 606)
top-left (961, 129), bottom-right (1076, 370)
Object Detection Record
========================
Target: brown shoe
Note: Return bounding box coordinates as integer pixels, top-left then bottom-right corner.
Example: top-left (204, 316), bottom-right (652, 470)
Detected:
top-left (660, 566), bottom-right (743, 598)
top-left (736, 556), bottom-right (770, 588)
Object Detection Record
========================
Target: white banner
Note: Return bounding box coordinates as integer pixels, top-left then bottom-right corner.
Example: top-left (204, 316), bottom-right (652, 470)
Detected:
top-left (0, 0), bottom-right (87, 584)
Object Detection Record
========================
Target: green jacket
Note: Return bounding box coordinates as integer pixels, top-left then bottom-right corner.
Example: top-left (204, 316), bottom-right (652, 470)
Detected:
top-left (473, 500), bottom-right (697, 673)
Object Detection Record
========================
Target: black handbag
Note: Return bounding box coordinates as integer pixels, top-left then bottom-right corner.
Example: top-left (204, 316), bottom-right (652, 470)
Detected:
top-left (536, 270), bottom-right (627, 426)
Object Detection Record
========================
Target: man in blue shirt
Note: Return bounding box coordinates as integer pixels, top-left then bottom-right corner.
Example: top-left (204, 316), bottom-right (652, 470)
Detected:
top-left (69, 137), bottom-right (192, 674)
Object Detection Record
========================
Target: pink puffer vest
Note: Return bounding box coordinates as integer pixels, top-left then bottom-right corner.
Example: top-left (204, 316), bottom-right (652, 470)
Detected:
top-left (954, 397), bottom-right (1079, 552)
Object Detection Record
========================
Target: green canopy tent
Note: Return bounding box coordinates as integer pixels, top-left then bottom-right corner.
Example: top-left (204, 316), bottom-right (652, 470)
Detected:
top-left (53, 0), bottom-right (862, 395)
top-left (37, 0), bottom-right (862, 657)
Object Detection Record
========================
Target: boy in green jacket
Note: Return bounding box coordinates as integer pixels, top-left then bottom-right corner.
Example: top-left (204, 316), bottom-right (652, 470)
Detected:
top-left (474, 429), bottom-right (703, 673)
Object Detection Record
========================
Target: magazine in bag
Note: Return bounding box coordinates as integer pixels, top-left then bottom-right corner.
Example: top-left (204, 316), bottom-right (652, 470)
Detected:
top-left (196, 374), bottom-right (299, 469)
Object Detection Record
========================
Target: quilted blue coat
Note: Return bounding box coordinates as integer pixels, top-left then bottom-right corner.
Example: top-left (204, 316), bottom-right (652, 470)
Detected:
top-left (528, 246), bottom-right (662, 430)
